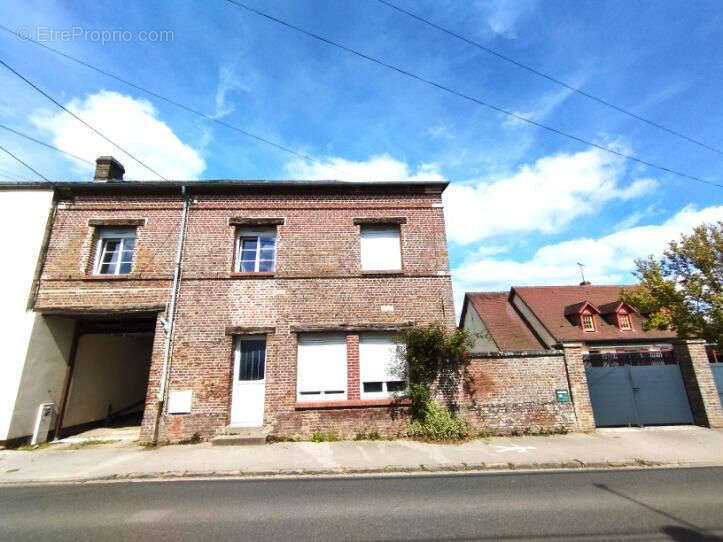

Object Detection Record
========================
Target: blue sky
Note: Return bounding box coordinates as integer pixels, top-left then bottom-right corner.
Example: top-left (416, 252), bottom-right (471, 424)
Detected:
top-left (1, 0), bottom-right (722, 314)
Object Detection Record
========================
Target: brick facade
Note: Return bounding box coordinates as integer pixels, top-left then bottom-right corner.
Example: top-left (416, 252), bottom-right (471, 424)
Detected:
top-left (674, 339), bottom-right (723, 428)
top-left (33, 183), bottom-right (454, 443)
top-left (461, 352), bottom-right (576, 433)
top-left (561, 343), bottom-right (596, 431)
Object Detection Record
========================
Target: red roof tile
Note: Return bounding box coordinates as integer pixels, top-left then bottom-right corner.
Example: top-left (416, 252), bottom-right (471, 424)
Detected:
top-left (512, 285), bottom-right (677, 343)
top-left (467, 292), bottom-right (545, 351)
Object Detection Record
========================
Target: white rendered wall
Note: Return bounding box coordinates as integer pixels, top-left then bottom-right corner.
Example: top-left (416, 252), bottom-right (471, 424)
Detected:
top-left (63, 333), bottom-right (153, 428)
top-left (0, 190), bottom-right (53, 441)
top-left (462, 305), bottom-right (500, 353)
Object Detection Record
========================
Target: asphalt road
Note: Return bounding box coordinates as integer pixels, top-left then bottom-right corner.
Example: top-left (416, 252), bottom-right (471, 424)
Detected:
top-left (1, 468), bottom-right (722, 541)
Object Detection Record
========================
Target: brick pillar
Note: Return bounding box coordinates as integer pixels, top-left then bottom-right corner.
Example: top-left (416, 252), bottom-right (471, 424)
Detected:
top-left (562, 342), bottom-right (595, 431)
top-left (139, 312), bottom-right (167, 444)
top-left (673, 339), bottom-right (723, 428)
top-left (347, 334), bottom-right (360, 400)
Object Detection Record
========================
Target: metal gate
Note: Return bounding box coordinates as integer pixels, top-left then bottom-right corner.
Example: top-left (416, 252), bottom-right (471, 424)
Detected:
top-left (712, 364), bottom-right (723, 408)
top-left (584, 353), bottom-right (694, 427)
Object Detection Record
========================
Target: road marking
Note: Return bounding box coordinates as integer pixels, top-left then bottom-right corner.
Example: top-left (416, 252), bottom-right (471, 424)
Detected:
top-left (491, 445), bottom-right (536, 454)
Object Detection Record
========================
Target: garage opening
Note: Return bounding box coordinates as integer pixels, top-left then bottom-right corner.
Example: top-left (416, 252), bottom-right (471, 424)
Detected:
top-left (57, 316), bottom-right (156, 439)
top-left (584, 349), bottom-right (694, 427)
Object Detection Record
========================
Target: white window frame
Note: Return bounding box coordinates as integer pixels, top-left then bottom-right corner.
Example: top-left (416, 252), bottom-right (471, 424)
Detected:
top-left (581, 313), bottom-right (595, 332)
top-left (235, 227), bottom-right (276, 273)
top-left (359, 334), bottom-right (407, 399)
top-left (619, 312), bottom-right (632, 330)
top-left (360, 225), bottom-right (402, 271)
top-left (93, 227), bottom-right (136, 275)
top-left (296, 334), bottom-right (348, 402)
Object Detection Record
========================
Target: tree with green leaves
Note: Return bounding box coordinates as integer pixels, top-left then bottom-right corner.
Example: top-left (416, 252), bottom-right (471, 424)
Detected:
top-left (622, 221), bottom-right (722, 346)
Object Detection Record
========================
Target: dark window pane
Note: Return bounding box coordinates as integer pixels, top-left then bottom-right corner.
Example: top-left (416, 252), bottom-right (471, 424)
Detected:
top-left (241, 239), bottom-right (257, 251)
top-left (387, 381), bottom-right (406, 392)
top-left (119, 262), bottom-right (132, 274)
top-left (258, 260), bottom-right (274, 272)
top-left (99, 263), bottom-right (113, 274)
top-left (123, 238), bottom-right (135, 251)
top-left (239, 260), bottom-right (256, 272)
top-left (241, 249), bottom-right (257, 261)
top-left (102, 248), bottom-right (119, 264)
top-left (239, 340), bottom-right (265, 381)
top-left (121, 250), bottom-right (134, 262)
top-left (103, 240), bottom-right (120, 252)
top-left (260, 237), bottom-right (275, 249)
top-left (363, 382), bottom-right (383, 393)
top-left (259, 248), bottom-right (275, 259)
top-left (326, 390), bottom-right (344, 395)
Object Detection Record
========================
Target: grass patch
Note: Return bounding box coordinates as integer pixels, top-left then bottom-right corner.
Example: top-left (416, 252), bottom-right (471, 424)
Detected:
top-left (64, 439), bottom-right (116, 450)
top-left (311, 431), bottom-right (341, 442)
top-left (14, 441), bottom-right (52, 452)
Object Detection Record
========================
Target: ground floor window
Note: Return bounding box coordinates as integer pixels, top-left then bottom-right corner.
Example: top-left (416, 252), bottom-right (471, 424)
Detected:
top-left (296, 334), bottom-right (347, 401)
top-left (359, 334), bottom-right (406, 399)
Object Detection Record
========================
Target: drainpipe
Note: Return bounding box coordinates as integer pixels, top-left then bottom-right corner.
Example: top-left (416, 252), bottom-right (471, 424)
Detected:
top-left (153, 185), bottom-right (190, 444)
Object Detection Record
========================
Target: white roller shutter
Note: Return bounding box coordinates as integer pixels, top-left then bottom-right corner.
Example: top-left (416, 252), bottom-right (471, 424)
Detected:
top-left (360, 226), bottom-right (401, 271)
top-left (297, 334), bottom-right (347, 401)
top-left (359, 334), bottom-right (405, 398)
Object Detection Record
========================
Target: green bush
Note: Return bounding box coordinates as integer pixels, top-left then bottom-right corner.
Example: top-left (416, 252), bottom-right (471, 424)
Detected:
top-left (311, 431), bottom-right (325, 442)
top-left (407, 399), bottom-right (470, 441)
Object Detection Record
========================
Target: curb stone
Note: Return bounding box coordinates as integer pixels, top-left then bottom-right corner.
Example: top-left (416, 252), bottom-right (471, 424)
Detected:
top-left (1, 460), bottom-right (721, 486)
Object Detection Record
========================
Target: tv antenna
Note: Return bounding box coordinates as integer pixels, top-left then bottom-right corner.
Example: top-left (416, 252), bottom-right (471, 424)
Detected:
top-left (577, 262), bottom-right (587, 284)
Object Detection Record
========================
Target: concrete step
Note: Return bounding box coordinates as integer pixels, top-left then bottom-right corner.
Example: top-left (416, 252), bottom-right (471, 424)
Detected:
top-left (210, 426), bottom-right (268, 446)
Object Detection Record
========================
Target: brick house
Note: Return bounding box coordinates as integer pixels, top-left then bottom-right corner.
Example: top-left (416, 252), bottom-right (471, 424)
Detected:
top-left (5, 156), bottom-right (454, 444)
top-left (460, 285), bottom-right (723, 431)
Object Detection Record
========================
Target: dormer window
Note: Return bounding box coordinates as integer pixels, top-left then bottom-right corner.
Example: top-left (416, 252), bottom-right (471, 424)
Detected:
top-left (581, 312), bottom-right (596, 332)
top-left (618, 312), bottom-right (632, 330)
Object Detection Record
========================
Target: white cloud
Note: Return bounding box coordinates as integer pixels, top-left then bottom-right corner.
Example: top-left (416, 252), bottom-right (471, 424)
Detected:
top-left (452, 204), bottom-right (723, 311)
top-left (285, 154), bottom-right (445, 182)
top-left (476, 0), bottom-right (538, 38)
top-left (444, 147), bottom-right (657, 244)
top-left (31, 90), bottom-right (205, 180)
top-left (212, 65), bottom-right (255, 119)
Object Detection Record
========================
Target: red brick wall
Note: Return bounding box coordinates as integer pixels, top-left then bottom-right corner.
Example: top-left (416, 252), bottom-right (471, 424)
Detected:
top-left (674, 339), bottom-right (723, 428)
top-left (461, 353), bottom-right (577, 433)
top-left (35, 185), bottom-right (453, 443)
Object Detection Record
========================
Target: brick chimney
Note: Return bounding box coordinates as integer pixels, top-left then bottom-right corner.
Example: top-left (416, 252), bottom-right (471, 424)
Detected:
top-left (94, 156), bottom-right (125, 182)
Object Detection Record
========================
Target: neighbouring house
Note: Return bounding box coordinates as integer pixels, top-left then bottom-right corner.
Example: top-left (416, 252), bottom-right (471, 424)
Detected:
top-left (0, 186), bottom-right (59, 446)
top-left (0, 156), bottom-right (455, 445)
top-left (460, 285), bottom-right (723, 431)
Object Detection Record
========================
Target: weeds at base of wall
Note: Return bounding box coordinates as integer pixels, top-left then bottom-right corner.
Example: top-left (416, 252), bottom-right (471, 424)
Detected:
top-left (476, 426), bottom-right (570, 438)
top-left (311, 431), bottom-right (341, 443)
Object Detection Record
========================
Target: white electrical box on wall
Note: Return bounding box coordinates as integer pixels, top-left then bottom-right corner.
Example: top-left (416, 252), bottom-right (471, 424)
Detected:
top-left (167, 390), bottom-right (192, 414)
top-left (31, 403), bottom-right (55, 446)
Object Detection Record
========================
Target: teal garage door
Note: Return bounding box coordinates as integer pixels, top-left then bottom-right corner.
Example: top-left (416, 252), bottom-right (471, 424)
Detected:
top-left (584, 353), bottom-right (694, 427)
top-left (712, 364), bottom-right (723, 408)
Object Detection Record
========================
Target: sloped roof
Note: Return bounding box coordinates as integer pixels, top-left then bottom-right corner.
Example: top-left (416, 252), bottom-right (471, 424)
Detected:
top-left (512, 285), bottom-right (677, 343)
top-left (466, 292), bottom-right (545, 351)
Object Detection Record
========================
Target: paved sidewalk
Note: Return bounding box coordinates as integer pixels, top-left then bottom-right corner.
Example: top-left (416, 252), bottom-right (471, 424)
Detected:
top-left (1, 426), bottom-right (722, 484)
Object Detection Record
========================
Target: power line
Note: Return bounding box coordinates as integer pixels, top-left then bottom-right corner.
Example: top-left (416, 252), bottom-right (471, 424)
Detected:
top-left (0, 124), bottom-right (95, 166)
top-left (0, 143), bottom-right (50, 181)
top-left (0, 57), bottom-right (169, 181)
top-left (223, 0), bottom-right (721, 189)
top-left (376, 0), bottom-right (723, 156)
top-left (0, 25), bottom-right (344, 177)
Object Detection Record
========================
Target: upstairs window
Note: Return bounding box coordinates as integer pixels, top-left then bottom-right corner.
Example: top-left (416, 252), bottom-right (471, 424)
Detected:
top-left (360, 225), bottom-right (401, 271)
top-left (618, 312), bottom-right (632, 330)
top-left (94, 228), bottom-right (135, 275)
top-left (235, 228), bottom-right (276, 273)
top-left (581, 313), bottom-right (595, 332)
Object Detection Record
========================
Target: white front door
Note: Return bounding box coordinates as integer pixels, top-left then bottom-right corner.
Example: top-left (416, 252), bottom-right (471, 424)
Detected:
top-left (230, 337), bottom-right (266, 427)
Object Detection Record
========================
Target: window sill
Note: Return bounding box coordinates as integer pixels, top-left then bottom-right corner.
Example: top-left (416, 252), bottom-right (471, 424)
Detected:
top-left (360, 270), bottom-right (404, 276)
top-left (84, 274), bottom-right (133, 280)
top-left (294, 398), bottom-right (411, 410)
top-left (229, 272), bottom-right (276, 279)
